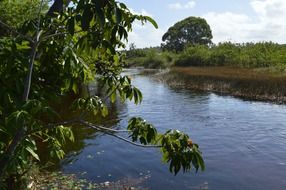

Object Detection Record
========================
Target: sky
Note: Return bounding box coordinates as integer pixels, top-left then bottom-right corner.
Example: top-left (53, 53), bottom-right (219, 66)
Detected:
top-left (120, 0), bottom-right (286, 48)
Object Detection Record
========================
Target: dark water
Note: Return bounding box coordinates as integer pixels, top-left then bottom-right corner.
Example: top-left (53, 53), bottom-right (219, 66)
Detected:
top-left (60, 69), bottom-right (286, 190)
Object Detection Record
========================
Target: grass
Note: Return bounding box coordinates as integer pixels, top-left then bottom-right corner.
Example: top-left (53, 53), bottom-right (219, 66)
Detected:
top-left (157, 66), bottom-right (286, 103)
top-left (172, 66), bottom-right (286, 79)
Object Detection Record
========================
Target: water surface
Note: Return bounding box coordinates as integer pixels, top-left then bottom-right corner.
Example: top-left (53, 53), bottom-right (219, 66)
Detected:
top-left (60, 69), bottom-right (286, 190)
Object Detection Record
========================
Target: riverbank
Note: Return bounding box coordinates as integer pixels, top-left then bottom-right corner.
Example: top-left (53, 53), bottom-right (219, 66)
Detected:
top-left (153, 66), bottom-right (286, 103)
top-left (27, 169), bottom-right (147, 190)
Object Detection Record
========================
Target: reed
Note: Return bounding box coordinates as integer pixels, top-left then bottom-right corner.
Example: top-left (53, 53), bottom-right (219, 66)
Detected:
top-left (158, 67), bottom-right (286, 103)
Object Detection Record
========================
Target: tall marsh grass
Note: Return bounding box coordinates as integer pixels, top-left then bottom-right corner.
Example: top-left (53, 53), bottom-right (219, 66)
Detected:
top-left (159, 67), bottom-right (286, 103)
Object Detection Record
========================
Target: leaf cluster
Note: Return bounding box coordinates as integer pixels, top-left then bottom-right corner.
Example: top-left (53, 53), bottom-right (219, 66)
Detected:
top-left (127, 118), bottom-right (205, 175)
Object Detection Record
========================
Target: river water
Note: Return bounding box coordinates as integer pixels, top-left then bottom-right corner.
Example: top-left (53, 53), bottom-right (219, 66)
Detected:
top-left (59, 69), bottom-right (286, 190)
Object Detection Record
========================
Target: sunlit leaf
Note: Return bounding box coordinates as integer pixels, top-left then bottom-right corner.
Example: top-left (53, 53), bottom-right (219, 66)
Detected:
top-left (25, 147), bottom-right (40, 161)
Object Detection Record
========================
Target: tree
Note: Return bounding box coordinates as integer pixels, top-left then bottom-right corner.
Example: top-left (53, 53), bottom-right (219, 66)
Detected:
top-left (161, 16), bottom-right (213, 52)
top-left (0, 0), bottom-right (204, 188)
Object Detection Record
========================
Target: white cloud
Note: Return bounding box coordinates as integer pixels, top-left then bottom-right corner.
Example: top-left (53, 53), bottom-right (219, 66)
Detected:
top-left (127, 23), bottom-right (166, 48)
top-left (168, 1), bottom-right (196, 10)
top-left (125, 8), bottom-right (163, 48)
top-left (204, 0), bottom-right (286, 43)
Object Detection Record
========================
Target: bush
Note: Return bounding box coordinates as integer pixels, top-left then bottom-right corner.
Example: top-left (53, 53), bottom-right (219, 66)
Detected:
top-left (126, 48), bottom-right (171, 69)
top-left (175, 45), bottom-right (210, 66)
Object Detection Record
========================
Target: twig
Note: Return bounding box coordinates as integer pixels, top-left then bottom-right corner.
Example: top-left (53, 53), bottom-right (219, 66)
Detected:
top-left (79, 120), bottom-right (161, 148)
top-left (22, 42), bottom-right (39, 100)
top-left (80, 120), bottom-right (130, 133)
top-left (41, 29), bottom-right (86, 41)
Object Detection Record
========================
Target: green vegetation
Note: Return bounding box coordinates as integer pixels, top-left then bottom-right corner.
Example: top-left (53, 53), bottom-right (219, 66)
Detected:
top-left (158, 67), bottom-right (286, 103)
top-left (126, 16), bottom-right (286, 70)
top-left (125, 46), bottom-right (175, 69)
top-left (161, 16), bottom-right (213, 52)
top-left (0, 0), bottom-right (204, 189)
top-left (126, 42), bottom-right (286, 70)
top-left (174, 42), bottom-right (286, 69)
top-left (0, 0), bottom-right (48, 36)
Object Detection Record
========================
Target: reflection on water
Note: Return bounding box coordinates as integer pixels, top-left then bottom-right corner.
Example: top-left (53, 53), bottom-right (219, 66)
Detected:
top-left (56, 69), bottom-right (286, 190)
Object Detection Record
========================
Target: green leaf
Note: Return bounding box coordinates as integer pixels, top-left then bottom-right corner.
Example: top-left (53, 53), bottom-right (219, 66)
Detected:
top-left (119, 3), bottom-right (127, 9)
top-left (95, 6), bottom-right (105, 28)
top-left (111, 91), bottom-right (116, 103)
top-left (72, 82), bottom-right (78, 94)
top-left (101, 105), bottom-right (108, 117)
top-left (115, 7), bottom-right (122, 24)
top-left (67, 17), bottom-right (75, 35)
top-left (145, 16), bottom-right (158, 29)
top-left (25, 147), bottom-right (40, 161)
top-left (81, 5), bottom-right (93, 30)
top-left (194, 147), bottom-right (205, 171)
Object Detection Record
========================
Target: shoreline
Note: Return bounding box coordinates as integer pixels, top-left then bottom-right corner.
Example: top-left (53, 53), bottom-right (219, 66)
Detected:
top-left (151, 67), bottom-right (286, 104)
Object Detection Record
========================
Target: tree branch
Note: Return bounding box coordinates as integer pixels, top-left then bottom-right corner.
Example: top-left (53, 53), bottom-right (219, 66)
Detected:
top-left (79, 120), bottom-right (161, 148)
top-left (27, 118), bottom-right (130, 137)
top-left (80, 120), bottom-right (130, 133)
top-left (23, 0), bottom-right (44, 101)
top-left (22, 41), bottom-right (39, 101)
top-left (40, 29), bottom-right (85, 42)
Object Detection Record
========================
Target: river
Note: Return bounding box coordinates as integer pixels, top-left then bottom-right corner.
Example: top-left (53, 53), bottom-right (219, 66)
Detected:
top-left (58, 69), bottom-right (286, 190)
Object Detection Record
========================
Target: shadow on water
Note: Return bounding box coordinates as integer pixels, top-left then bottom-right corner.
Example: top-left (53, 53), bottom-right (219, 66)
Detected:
top-left (37, 83), bottom-right (126, 168)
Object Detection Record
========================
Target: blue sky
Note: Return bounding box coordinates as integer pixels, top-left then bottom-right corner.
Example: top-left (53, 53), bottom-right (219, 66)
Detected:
top-left (120, 0), bottom-right (286, 48)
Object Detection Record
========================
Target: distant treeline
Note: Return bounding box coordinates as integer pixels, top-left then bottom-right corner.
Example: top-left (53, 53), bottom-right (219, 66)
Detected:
top-left (125, 42), bottom-right (286, 69)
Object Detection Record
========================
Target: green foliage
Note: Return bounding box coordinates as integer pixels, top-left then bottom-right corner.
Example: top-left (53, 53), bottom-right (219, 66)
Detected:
top-left (174, 42), bottom-right (286, 68)
top-left (160, 130), bottom-right (204, 174)
top-left (162, 16), bottom-right (213, 52)
top-left (0, 0), bottom-right (48, 36)
top-left (175, 45), bottom-right (210, 66)
top-left (0, 0), bottom-right (46, 24)
top-left (71, 96), bottom-right (109, 117)
top-left (0, 0), bottom-right (204, 187)
top-left (127, 118), bottom-right (204, 175)
top-left (128, 118), bottom-right (157, 144)
top-left (138, 49), bottom-right (165, 69)
top-left (125, 47), bottom-right (174, 69)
